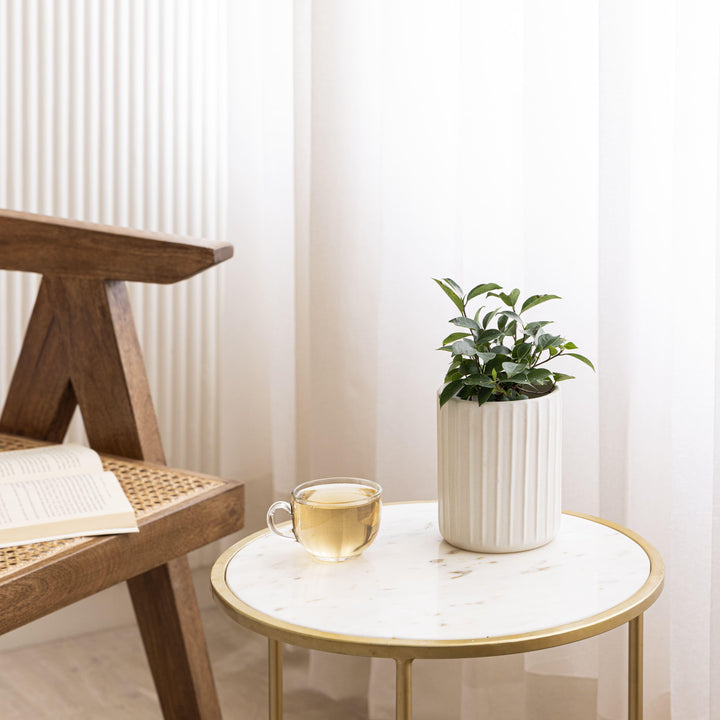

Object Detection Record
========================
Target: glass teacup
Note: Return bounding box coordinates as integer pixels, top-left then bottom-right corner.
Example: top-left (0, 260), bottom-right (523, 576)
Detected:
top-left (266, 477), bottom-right (382, 562)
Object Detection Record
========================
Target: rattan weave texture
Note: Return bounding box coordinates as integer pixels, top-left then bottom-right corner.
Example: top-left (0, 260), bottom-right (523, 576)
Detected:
top-left (0, 434), bottom-right (223, 579)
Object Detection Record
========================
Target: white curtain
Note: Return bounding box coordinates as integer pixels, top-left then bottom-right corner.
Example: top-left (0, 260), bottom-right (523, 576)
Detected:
top-left (223, 0), bottom-right (720, 717)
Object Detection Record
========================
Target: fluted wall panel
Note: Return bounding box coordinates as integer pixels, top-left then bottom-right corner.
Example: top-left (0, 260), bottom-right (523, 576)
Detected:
top-left (0, 0), bottom-right (227, 475)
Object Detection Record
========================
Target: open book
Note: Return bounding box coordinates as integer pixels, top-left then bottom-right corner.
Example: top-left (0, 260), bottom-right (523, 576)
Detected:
top-left (0, 444), bottom-right (138, 548)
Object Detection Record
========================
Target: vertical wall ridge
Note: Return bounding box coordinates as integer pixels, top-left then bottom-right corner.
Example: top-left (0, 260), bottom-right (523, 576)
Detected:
top-left (0, 0), bottom-right (226, 475)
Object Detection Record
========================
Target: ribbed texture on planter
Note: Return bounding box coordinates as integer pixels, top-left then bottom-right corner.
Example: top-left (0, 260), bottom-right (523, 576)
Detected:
top-left (437, 388), bottom-right (562, 553)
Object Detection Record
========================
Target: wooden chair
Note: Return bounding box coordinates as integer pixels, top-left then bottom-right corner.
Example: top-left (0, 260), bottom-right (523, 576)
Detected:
top-left (0, 210), bottom-right (244, 719)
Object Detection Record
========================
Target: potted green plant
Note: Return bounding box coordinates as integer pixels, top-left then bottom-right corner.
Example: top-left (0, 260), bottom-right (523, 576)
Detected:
top-left (435, 278), bottom-right (594, 552)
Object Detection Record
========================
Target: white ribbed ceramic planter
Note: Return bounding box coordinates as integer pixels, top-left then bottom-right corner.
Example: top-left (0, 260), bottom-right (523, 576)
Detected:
top-left (437, 387), bottom-right (562, 553)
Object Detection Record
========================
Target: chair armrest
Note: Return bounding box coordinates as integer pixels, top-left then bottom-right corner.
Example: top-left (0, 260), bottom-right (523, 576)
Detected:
top-left (0, 210), bottom-right (233, 283)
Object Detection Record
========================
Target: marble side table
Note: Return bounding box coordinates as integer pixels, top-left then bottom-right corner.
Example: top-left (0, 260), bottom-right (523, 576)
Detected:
top-left (211, 502), bottom-right (664, 720)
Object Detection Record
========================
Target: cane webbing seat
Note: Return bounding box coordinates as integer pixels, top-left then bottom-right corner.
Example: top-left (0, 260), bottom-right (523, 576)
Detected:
top-left (0, 433), bottom-right (236, 582)
top-left (0, 210), bottom-right (244, 720)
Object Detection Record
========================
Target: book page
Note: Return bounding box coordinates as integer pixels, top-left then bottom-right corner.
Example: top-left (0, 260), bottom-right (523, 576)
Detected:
top-left (0, 471), bottom-right (137, 547)
top-left (0, 444), bottom-right (103, 482)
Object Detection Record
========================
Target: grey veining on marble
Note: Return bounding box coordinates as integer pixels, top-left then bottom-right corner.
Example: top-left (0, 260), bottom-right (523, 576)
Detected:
top-left (224, 503), bottom-right (651, 642)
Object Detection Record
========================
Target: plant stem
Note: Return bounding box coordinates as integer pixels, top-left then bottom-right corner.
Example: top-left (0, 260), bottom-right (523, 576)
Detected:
top-left (533, 350), bottom-right (565, 368)
top-left (462, 295), bottom-right (484, 376)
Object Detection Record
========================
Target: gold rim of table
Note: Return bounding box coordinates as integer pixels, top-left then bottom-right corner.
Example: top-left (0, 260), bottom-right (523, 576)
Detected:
top-left (211, 505), bottom-right (665, 661)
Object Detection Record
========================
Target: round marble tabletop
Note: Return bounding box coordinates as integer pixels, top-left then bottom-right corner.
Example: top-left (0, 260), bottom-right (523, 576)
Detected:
top-left (211, 502), bottom-right (664, 659)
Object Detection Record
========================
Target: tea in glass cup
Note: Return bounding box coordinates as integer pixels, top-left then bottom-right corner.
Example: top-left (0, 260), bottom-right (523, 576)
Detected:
top-left (266, 477), bottom-right (382, 561)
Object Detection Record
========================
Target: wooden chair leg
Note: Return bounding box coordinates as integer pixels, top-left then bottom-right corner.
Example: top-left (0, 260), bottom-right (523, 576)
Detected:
top-left (0, 278), bottom-right (77, 441)
top-left (2, 275), bottom-right (226, 718)
top-left (127, 556), bottom-right (222, 720)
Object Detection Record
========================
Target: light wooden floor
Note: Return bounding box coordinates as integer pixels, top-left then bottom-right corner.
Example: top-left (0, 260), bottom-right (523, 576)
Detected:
top-left (0, 606), bottom-right (367, 719)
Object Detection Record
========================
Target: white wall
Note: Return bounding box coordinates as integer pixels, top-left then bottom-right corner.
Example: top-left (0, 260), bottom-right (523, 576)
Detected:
top-left (0, 0), bottom-right (268, 650)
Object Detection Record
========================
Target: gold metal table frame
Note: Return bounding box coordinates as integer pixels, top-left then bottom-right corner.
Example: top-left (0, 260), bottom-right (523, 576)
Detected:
top-left (211, 509), bottom-right (664, 720)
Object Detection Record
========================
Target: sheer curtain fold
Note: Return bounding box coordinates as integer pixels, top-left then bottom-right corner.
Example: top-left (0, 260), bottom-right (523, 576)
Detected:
top-left (226, 0), bottom-right (720, 717)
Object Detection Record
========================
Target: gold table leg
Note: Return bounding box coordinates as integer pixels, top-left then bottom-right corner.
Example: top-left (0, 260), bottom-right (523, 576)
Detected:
top-left (269, 638), bottom-right (283, 720)
top-left (629, 614), bottom-right (643, 720)
top-left (396, 658), bottom-right (413, 720)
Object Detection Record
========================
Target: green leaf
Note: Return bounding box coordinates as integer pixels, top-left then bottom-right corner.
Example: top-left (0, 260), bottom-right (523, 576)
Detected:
top-left (465, 374), bottom-right (495, 388)
top-left (442, 331), bottom-right (470, 345)
top-left (489, 290), bottom-right (519, 308)
top-left (520, 294), bottom-right (561, 314)
top-left (566, 352), bottom-right (596, 371)
top-left (497, 315), bottom-right (507, 332)
top-left (451, 339), bottom-right (478, 356)
top-left (444, 369), bottom-right (462, 382)
top-left (486, 355), bottom-right (507, 375)
top-left (439, 380), bottom-right (464, 406)
top-left (473, 306), bottom-right (485, 323)
top-left (477, 329), bottom-right (502, 344)
top-left (501, 361), bottom-right (526, 378)
top-left (457, 385), bottom-right (474, 400)
top-left (497, 310), bottom-right (523, 324)
top-left (489, 345), bottom-right (511, 355)
top-left (451, 316), bottom-right (481, 332)
top-left (476, 351), bottom-right (496, 364)
top-left (526, 367), bottom-right (553, 382)
top-left (506, 387), bottom-right (530, 401)
top-left (436, 345), bottom-right (454, 352)
top-left (505, 321), bottom-right (517, 337)
top-left (512, 342), bottom-right (533, 361)
top-left (506, 373), bottom-right (528, 385)
top-left (538, 333), bottom-right (563, 350)
top-left (433, 278), bottom-right (465, 315)
top-left (442, 278), bottom-right (464, 298)
top-left (525, 320), bottom-right (553, 336)
top-left (482, 309), bottom-right (498, 329)
top-left (476, 387), bottom-right (494, 406)
top-left (467, 282), bottom-right (502, 301)
top-left (563, 341), bottom-right (578, 350)
top-left (552, 372), bottom-right (575, 382)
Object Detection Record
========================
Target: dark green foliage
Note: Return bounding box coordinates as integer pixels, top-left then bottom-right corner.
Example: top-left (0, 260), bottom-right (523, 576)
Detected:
top-left (434, 279), bottom-right (595, 407)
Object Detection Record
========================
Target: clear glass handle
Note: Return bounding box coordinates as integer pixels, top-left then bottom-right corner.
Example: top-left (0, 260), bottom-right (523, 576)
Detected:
top-left (266, 500), bottom-right (296, 540)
